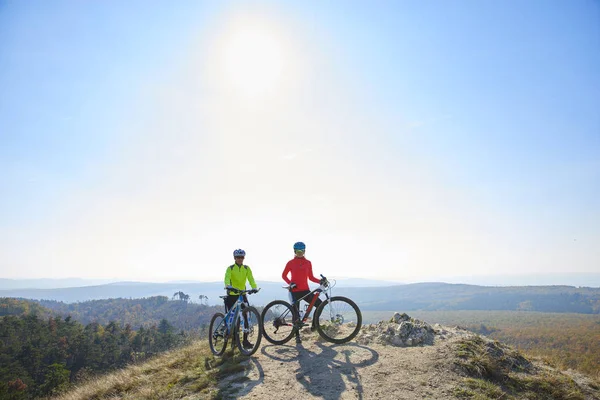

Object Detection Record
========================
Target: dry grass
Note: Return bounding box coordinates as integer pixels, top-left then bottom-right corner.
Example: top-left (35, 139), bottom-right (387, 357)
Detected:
top-left (48, 340), bottom-right (248, 400)
top-left (453, 335), bottom-right (594, 400)
top-left (45, 332), bottom-right (600, 400)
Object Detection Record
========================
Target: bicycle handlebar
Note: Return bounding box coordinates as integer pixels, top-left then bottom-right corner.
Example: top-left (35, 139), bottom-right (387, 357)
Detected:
top-left (224, 287), bottom-right (261, 295)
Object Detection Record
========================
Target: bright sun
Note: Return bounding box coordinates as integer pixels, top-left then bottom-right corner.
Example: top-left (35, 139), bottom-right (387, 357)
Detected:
top-left (222, 25), bottom-right (284, 98)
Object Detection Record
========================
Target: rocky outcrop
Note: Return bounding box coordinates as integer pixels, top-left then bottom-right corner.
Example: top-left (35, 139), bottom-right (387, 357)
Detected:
top-left (355, 312), bottom-right (469, 346)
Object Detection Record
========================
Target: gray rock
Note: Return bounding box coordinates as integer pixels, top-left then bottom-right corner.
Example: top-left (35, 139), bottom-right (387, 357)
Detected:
top-left (356, 312), bottom-right (436, 346)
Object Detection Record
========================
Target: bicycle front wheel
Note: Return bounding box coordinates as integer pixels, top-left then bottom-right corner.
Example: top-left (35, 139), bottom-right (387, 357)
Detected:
top-left (261, 300), bottom-right (297, 345)
top-left (235, 306), bottom-right (263, 356)
top-left (208, 312), bottom-right (228, 356)
top-left (314, 296), bottom-right (362, 344)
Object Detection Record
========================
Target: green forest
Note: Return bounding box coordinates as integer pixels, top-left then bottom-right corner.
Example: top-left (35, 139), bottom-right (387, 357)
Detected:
top-left (343, 283), bottom-right (600, 314)
top-left (0, 315), bottom-right (186, 399)
top-left (0, 297), bottom-right (220, 399)
top-left (35, 296), bottom-right (220, 332)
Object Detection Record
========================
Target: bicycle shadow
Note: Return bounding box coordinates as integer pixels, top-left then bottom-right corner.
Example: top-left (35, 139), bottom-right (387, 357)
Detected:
top-left (260, 343), bottom-right (302, 362)
top-left (261, 341), bottom-right (379, 400)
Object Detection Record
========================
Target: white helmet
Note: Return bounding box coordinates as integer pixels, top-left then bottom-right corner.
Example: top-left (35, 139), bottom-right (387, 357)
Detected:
top-left (233, 249), bottom-right (246, 257)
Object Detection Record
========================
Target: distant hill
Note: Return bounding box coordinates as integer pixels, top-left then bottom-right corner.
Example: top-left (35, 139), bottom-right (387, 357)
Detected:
top-left (3, 273), bottom-right (599, 290)
top-left (0, 278), bottom-right (119, 290)
top-left (337, 282), bottom-right (600, 313)
top-left (1, 280), bottom-right (598, 314)
top-left (0, 279), bottom-right (401, 306)
top-left (0, 281), bottom-right (286, 305)
top-left (0, 296), bottom-right (219, 333)
top-left (431, 272), bottom-right (600, 288)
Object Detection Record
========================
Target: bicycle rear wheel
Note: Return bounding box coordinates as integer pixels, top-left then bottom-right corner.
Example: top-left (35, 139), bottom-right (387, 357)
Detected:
top-left (235, 306), bottom-right (263, 356)
top-left (261, 300), bottom-right (297, 345)
top-left (208, 312), bottom-right (228, 356)
top-left (314, 296), bottom-right (362, 344)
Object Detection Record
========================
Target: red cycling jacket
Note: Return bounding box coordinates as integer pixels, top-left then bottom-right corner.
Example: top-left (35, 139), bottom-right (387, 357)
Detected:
top-left (282, 256), bottom-right (320, 292)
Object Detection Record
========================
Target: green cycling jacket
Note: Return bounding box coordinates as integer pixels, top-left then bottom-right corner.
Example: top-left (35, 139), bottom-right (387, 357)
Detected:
top-left (224, 264), bottom-right (257, 295)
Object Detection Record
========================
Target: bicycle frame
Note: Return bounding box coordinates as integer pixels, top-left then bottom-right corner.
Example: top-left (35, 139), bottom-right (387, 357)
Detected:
top-left (219, 291), bottom-right (250, 335)
top-left (210, 287), bottom-right (263, 356)
top-left (288, 275), bottom-right (332, 326)
top-left (262, 276), bottom-right (361, 345)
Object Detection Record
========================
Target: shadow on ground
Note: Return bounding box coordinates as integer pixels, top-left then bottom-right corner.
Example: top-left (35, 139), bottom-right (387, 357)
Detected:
top-left (259, 342), bottom-right (380, 400)
top-left (215, 354), bottom-right (265, 399)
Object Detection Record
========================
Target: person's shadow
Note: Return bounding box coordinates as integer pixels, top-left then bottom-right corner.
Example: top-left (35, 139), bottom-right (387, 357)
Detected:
top-left (261, 341), bottom-right (379, 400)
top-left (213, 355), bottom-right (265, 399)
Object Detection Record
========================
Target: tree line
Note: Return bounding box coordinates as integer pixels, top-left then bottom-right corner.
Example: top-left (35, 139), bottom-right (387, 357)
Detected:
top-left (349, 284), bottom-right (600, 314)
top-left (33, 295), bottom-right (223, 333)
top-left (0, 295), bottom-right (228, 399)
top-left (0, 312), bottom-right (191, 399)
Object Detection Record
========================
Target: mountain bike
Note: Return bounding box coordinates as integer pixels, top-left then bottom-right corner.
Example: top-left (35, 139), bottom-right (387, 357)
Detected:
top-left (209, 287), bottom-right (262, 356)
top-left (261, 275), bottom-right (362, 345)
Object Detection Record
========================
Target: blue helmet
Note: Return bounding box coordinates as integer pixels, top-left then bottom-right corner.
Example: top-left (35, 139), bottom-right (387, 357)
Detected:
top-left (293, 242), bottom-right (306, 251)
top-left (233, 249), bottom-right (246, 257)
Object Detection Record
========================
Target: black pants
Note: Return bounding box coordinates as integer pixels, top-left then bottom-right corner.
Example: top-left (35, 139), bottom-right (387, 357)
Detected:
top-left (291, 290), bottom-right (322, 320)
top-left (291, 290), bottom-right (322, 340)
top-left (224, 294), bottom-right (248, 312)
top-left (224, 294), bottom-right (250, 343)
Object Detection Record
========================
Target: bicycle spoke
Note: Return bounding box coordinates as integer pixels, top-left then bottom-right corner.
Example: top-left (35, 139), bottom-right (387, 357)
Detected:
top-left (315, 296), bottom-right (362, 344)
top-left (236, 306), bottom-right (262, 356)
top-left (208, 312), bottom-right (228, 356)
top-left (261, 300), bottom-right (297, 345)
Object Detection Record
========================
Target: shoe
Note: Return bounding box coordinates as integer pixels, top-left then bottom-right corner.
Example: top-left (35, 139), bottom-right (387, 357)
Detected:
top-left (242, 340), bottom-right (253, 349)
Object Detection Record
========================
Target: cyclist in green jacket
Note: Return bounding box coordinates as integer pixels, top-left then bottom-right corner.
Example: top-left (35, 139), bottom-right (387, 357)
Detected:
top-left (223, 248), bottom-right (258, 349)
top-left (224, 248), bottom-right (258, 311)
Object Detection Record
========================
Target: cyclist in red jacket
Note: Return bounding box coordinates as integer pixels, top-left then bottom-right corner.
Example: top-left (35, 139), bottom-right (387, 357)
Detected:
top-left (281, 241), bottom-right (324, 343)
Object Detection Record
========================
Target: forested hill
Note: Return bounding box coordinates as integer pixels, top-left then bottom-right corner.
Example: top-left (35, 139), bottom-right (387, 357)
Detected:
top-left (0, 303), bottom-right (192, 399)
top-left (1, 281), bottom-right (599, 313)
top-left (1, 297), bottom-right (218, 333)
top-left (1, 297), bottom-right (218, 397)
top-left (337, 282), bottom-right (600, 313)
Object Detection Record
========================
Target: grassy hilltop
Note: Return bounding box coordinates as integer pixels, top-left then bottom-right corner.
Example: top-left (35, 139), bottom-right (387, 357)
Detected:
top-left (48, 323), bottom-right (600, 400)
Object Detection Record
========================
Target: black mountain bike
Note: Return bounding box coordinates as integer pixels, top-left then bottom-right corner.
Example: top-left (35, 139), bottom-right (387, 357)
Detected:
top-left (261, 275), bottom-right (362, 345)
top-left (209, 287), bottom-right (262, 356)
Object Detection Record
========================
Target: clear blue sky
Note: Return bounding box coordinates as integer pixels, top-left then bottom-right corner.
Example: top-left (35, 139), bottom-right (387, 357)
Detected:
top-left (1, 1), bottom-right (598, 283)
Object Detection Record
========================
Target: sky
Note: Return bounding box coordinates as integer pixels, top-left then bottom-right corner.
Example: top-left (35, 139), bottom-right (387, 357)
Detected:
top-left (1, 1), bottom-right (599, 285)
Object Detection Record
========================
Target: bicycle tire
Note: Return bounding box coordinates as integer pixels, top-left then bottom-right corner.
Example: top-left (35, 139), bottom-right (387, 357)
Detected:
top-left (261, 300), bottom-right (298, 345)
top-left (208, 312), bottom-right (228, 356)
top-left (314, 296), bottom-right (362, 344)
top-left (236, 306), bottom-right (263, 356)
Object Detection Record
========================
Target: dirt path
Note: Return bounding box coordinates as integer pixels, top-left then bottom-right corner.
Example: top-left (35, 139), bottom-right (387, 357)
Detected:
top-left (219, 329), bottom-right (470, 400)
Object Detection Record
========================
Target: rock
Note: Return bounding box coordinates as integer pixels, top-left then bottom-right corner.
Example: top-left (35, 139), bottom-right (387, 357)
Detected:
top-left (390, 312), bottom-right (411, 324)
top-left (356, 313), bottom-right (436, 346)
top-left (391, 336), bottom-right (405, 346)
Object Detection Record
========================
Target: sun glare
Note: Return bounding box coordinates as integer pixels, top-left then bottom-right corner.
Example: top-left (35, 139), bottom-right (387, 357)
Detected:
top-left (221, 25), bottom-right (284, 98)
